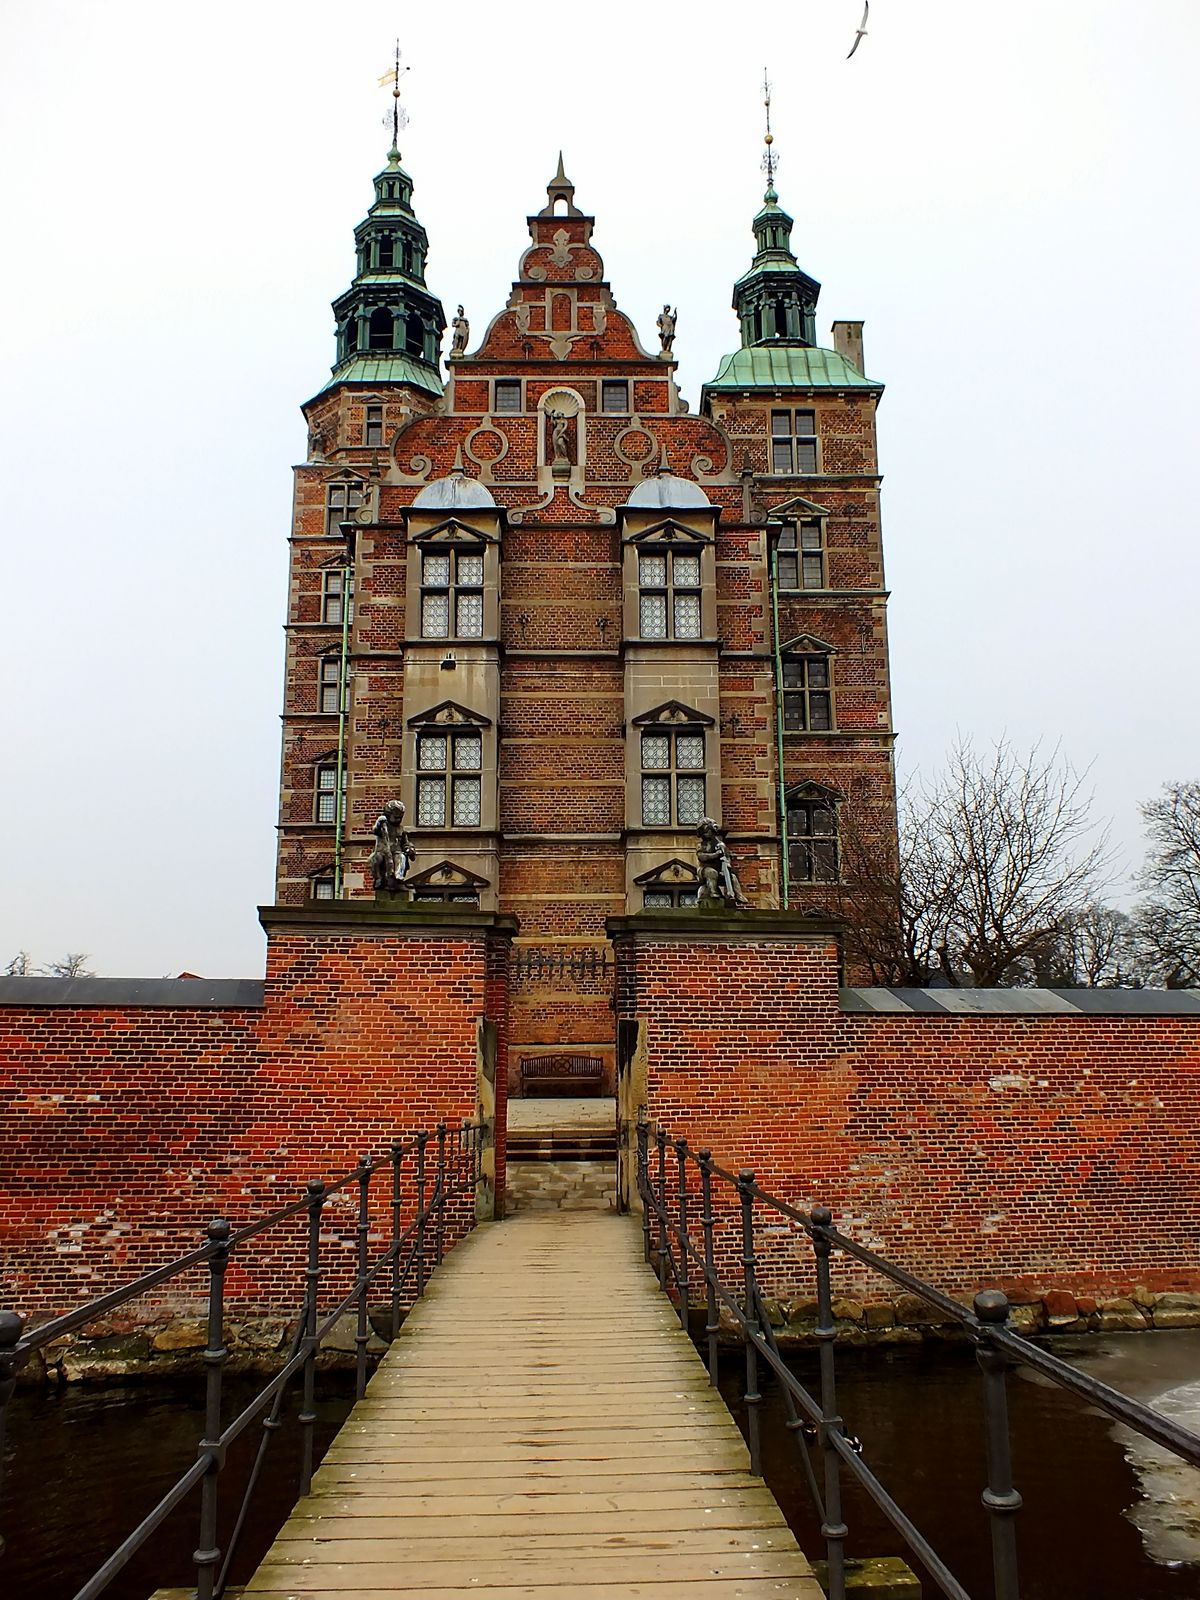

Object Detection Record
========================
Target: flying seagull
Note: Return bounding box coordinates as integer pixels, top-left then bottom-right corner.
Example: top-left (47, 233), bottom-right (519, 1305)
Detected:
top-left (847, 0), bottom-right (869, 58)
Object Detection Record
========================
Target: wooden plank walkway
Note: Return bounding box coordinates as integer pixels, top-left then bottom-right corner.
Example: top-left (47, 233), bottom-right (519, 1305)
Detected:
top-left (243, 1210), bottom-right (825, 1599)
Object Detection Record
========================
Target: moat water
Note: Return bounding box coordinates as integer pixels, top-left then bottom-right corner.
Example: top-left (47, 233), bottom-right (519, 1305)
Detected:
top-left (4, 1334), bottom-right (1200, 1600)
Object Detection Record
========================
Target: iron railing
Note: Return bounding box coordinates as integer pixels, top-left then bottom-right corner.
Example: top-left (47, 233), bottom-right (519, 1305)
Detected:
top-left (0, 1118), bottom-right (484, 1600)
top-left (637, 1113), bottom-right (1200, 1600)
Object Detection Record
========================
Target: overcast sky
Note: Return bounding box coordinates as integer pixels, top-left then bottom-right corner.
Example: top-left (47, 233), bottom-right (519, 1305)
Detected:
top-left (1, 1), bottom-right (1196, 977)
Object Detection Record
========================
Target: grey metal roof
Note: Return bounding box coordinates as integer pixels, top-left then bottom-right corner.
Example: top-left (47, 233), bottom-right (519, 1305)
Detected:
top-left (0, 977), bottom-right (265, 1009)
top-left (626, 473), bottom-right (712, 509)
top-left (842, 986), bottom-right (1200, 1016)
top-left (412, 472), bottom-right (497, 509)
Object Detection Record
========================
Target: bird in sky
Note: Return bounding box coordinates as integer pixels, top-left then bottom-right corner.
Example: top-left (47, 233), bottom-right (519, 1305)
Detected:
top-left (847, 0), bottom-right (869, 58)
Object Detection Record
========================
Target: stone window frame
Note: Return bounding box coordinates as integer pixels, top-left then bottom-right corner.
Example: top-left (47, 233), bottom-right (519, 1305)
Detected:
top-left (493, 379), bottom-right (523, 413)
top-left (419, 547), bottom-right (486, 640)
top-left (317, 652), bottom-right (343, 715)
top-left (770, 407), bottom-right (819, 475)
top-left (404, 703), bottom-right (495, 836)
top-left (638, 724), bottom-right (708, 829)
top-left (781, 636), bottom-right (837, 733)
top-left (415, 729), bottom-right (484, 829)
top-left (786, 782), bottom-right (842, 884)
top-left (407, 859), bottom-right (490, 908)
top-left (777, 518), bottom-right (826, 590)
top-left (364, 404), bottom-right (384, 447)
top-left (324, 476), bottom-right (364, 537)
top-left (601, 379), bottom-right (629, 414)
top-left (636, 547), bottom-right (704, 641)
top-left (320, 567), bottom-right (355, 625)
top-left (307, 863), bottom-right (336, 901)
top-left (633, 856), bottom-right (703, 911)
top-left (313, 759), bottom-right (345, 826)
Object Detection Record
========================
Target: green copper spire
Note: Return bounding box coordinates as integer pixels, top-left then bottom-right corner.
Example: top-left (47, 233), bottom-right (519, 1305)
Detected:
top-left (731, 77), bottom-right (820, 348)
top-left (324, 144), bottom-right (446, 395)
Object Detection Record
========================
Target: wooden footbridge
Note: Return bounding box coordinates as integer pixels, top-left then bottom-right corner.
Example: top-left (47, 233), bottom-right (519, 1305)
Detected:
top-left (244, 1210), bottom-right (823, 1598)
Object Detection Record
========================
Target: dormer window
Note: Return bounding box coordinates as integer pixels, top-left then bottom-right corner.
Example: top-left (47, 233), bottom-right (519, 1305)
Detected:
top-left (638, 551), bottom-right (702, 640)
top-left (771, 409), bottom-right (817, 474)
top-left (420, 551), bottom-right (484, 639)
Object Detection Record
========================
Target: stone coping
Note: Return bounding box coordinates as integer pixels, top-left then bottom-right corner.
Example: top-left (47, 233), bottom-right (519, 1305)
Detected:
top-left (0, 977), bottom-right (265, 1009)
top-left (606, 910), bottom-right (847, 941)
top-left (258, 902), bottom-right (520, 939)
top-left (843, 986), bottom-right (1200, 1016)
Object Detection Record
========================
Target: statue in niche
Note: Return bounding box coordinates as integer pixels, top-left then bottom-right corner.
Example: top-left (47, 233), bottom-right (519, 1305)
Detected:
top-left (449, 306), bottom-right (470, 358)
top-left (369, 799), bottom-right (416, 893)
top-left (546, 408), bottom-right (571, 469)
top-left (695, 817), bottom-right (749, 909)
top-left (657, 304), bottom-right (677, 355)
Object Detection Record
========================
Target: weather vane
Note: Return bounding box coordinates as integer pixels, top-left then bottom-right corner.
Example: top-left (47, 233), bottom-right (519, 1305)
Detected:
top-left (761, 70), bottom-right (778, 193)
top-left (378, 40), bottom-right (410, 152)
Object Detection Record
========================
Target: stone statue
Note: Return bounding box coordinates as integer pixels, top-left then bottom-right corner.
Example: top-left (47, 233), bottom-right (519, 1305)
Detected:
top-left (657, 304), bottom-right (677, 355)
top-left (514, 301), bottom-right (531, 337)
top-left (450, 305), bottom-right (470, 357)
top-left (695, 817), bottom-right (749, 909)
top-left (547, 408), bottom-right (570, 466)
top-left (593, 302), bottom-right (607, 338)
top-left (369, 799), bottom-right (416, 893)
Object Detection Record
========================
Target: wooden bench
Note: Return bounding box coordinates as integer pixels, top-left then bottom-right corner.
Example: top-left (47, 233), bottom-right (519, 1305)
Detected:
top-left (520, 1053), bottom-right (605, 1096)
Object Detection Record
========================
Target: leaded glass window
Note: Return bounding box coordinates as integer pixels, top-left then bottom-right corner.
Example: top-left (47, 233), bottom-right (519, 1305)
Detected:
top-left (776, 521), bottom-right (825, 590)
top-left (643, 886), bottom-right (700, 909)
top-left (321, 569), bottom-right (355, 624)
top-left (639, 728), bottom-right (706, 826)
top-left (318, 656), bottom-right (341, 713)
top-left (787, 794), bottom-right (840, 883)
top-left (420, 549), bottom-right (486, 640)
top-left (325, 481), bottom-right (363, 536)
top-left (770, 409), bottom-right (818, 475)
top-left (314, 764), bottom-right (344, 825)
top-left (637, 548), bottom-right (703, 640)
top-left (416, 731), bottom-right (484, 828)
top-left (782, 655), bottom-right (833, 732)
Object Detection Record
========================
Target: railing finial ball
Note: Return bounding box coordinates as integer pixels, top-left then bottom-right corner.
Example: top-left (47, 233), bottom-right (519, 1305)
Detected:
top-left (738, 1168), bottom-right (755, 1186)
top-left (974, 1289), bottom-right (1010, 1324)
top-left (306, 1178), bottom-right (326, 1198)
top-left (207, 1217), bottom-right (231, 1243)
top-left (811, 1204), bottom-right (833, 1228)
top-left (697, 1148), bottom-right (712, 1163)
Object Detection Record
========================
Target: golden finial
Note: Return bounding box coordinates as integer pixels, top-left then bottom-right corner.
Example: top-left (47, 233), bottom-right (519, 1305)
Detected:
top-left (377, 40), bottom-right (410, 155)
top-left (761, 69), bottom-right (778, 199)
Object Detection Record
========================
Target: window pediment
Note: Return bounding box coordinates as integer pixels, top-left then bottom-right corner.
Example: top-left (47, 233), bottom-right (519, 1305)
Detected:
top-left (323, 468), bottom-right (368, 488)
top-left (406, 700), bottom-right (492, 730)
top-left (631, 700), bottom-right (715, 729)
top-left (633, 858), bottom-right (700, 888)
top-left (625, 518), bottom-right (713, 547)
top-left (411, 518), bottom-right (498, 546)
top-left (407, 860), bottom-right (490, 891)
top-left (782, 633), bottom-right (837, 655)
top-left (769, 494), bottom-right (831, 518)
top-left (786, 780), bottom-right (844, 803)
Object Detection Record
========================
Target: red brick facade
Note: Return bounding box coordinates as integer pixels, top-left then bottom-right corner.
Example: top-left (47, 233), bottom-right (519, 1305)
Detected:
top-left (611, 915), bottom-right (1200, 1304)
top-left (0, 906), bottom-right (512, 1318)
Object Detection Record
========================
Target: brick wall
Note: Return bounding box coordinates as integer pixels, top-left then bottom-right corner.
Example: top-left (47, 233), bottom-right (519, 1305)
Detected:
top-left (0, 906), bottom-right (514, 1320)
top-left (610, 913), bottom-right (1200, 1306)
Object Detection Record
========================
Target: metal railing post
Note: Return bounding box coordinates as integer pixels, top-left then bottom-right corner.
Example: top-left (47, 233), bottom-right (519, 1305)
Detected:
top-left (655, 1126), bottom-right (669, 1291)
top-left (416, 1130), bottom-right (429, 1295)
top-left (737, 1170), bottom-right (762, 1478)
top-left (975, 1290), bottom-right (1022, 1600)
top-left (355, 1154), bottom-right (373, 1401)
top-left (637, 1113), bottom-right (651, 1265)
top-left (193, 1218), bottom-right (230, 1600)
top-left (298, 1180), bottom-right (326, 1497)
top-left (389, 1141), bottom-right (405, 1341)
top-left (0, 1311), bottom-right (26, 1560)
top-left (434, 1122), bottom-right (447, 1267)
top-left (812, 1204), bottom-right (847, 1600)
top-left (697, 1151), bottom-right (719, 1385)
top-left (674, 1139), bottom-right (691, 1331)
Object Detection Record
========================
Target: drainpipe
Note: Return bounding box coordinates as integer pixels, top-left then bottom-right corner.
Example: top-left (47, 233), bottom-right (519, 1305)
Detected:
top-left (768, 528), bottom-right (790, 910)
top-left (332, 525), bottom-right (356, 898)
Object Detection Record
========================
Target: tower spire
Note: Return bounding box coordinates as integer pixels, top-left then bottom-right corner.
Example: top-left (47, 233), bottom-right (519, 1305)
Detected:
top-left (379, 40), bottom-right (410, 157)
top-left (762, 70), bottom-right (778, 199)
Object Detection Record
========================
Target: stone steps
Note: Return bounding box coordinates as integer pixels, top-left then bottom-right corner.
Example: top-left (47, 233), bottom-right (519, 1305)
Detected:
top-left (506, 1159), bottom-right (618, 1213)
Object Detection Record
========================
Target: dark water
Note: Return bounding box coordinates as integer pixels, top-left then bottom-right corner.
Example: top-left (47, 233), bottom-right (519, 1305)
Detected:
top-left (719, 1330), bottom-right (1200, 1600)
top-left (4, 1337), bottom-right (1200, 1600)
top-left (1, 1376), bottom-right (355, 1600)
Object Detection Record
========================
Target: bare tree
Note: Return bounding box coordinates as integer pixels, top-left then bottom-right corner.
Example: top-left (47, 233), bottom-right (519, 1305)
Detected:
top-left (840, 739), bottom-right (1113, 987)
top-left (4, 951), bottom-right (32, 976)
top-left (40, 952), bottom-right (95, 978)
top-left (1132, 781), bottom-right (1200, 987)
top-left (1032, 904), bottom-right (1138, 988)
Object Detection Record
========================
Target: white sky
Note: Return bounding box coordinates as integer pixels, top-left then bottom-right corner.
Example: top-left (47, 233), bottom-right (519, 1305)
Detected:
top-left (1, 1), bottom-right (1196, 977)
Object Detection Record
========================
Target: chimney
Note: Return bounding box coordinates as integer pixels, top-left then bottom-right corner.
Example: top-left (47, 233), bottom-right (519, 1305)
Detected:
top-left (831, 320), bottom-right (865, 374)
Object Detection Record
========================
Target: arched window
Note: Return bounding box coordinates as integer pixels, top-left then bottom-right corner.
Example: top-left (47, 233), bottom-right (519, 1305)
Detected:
top-left (368, 308), bottom-right (394, 351)
top-left (405, 312), bottom-right (424, 356)
top-left (773, 301), bottom-right (788, 337)
top-left (377, 234), bottom-right (395, 269)
top-left (341, 318), bottom-right (357, 358)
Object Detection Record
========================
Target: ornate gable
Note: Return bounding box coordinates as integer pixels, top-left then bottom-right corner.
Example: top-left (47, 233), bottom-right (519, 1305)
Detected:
top-left (631, 700), bottom-right (715, 729)
top-left (406, 700), bottom-right (492, 729)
